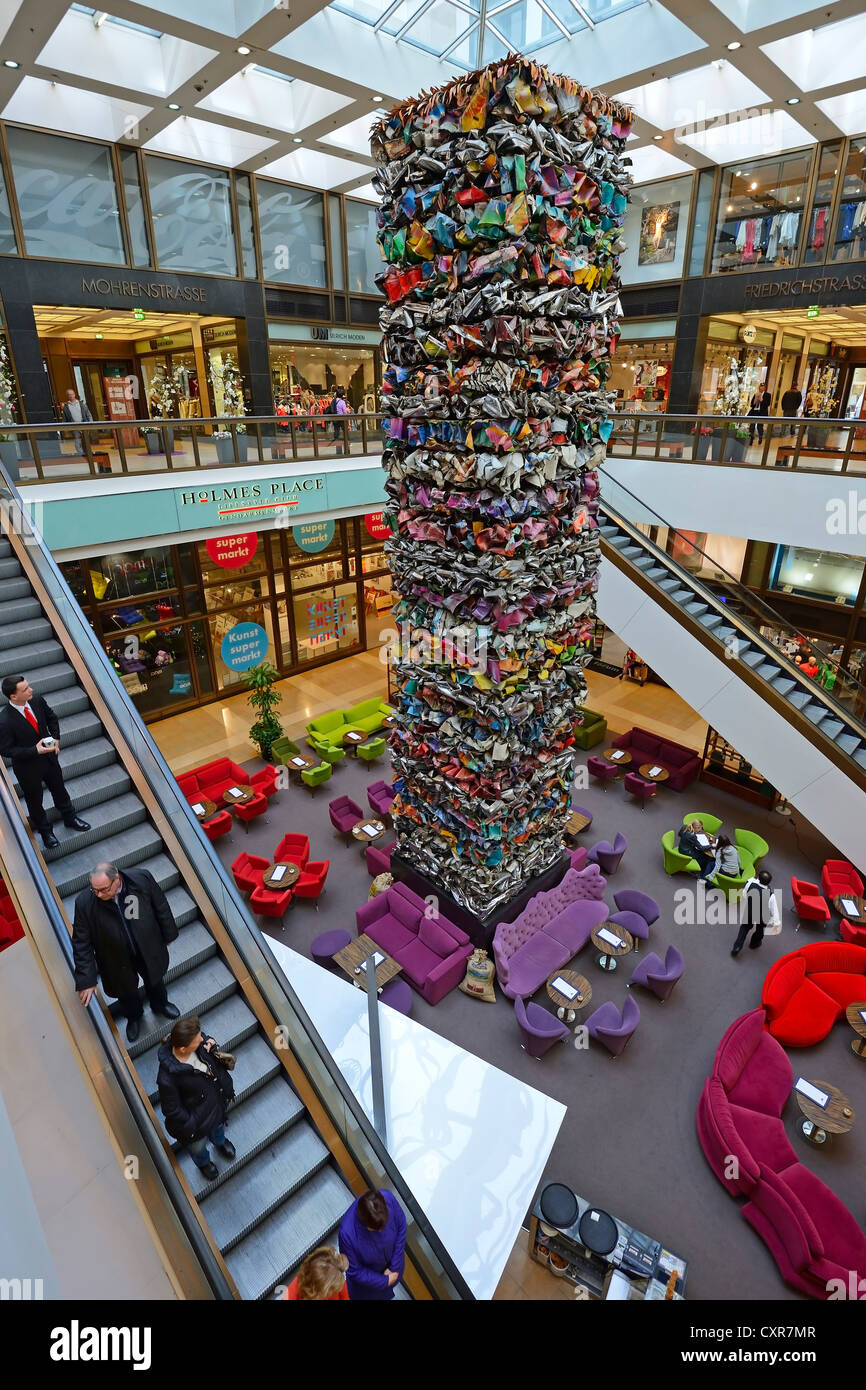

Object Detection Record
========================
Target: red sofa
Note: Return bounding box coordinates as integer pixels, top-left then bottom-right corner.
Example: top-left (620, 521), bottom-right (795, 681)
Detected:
top-left (761, 941), bottom-right (866, 1047)
top-left (697, 1007), bottom-right (866, 1299)
top-left (0, 880), bottom-right (24, 952)
top-left (178, 758), bottom-right (277, 830)
top-left (355, 883), bottom-right (472, 1005)
top-left (610, 726), bottom-right (701, 791)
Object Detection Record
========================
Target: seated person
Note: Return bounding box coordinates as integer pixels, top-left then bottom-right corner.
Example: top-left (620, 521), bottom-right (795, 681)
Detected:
top-left (678, 820), bottom-right (716, 880)
top-left (708, 834), bottom-right (741, 883)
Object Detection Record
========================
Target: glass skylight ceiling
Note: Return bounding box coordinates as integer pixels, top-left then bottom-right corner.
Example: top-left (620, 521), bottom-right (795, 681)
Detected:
top-left (329, 0), bottom-right (646, 70)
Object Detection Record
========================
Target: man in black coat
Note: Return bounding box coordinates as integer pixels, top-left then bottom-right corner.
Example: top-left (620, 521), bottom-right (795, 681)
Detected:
top-left (0, 674), bottom-right (90, 850)
top-left (73, 861), bottom-right (180, 1043)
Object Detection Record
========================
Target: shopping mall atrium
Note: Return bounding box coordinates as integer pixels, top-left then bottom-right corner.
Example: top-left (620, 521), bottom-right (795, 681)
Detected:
top-left (2, 0), bottom-right (866, 1332)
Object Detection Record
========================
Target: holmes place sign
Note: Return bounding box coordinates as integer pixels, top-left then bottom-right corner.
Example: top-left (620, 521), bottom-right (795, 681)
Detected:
top-left (81, 276), bottom-right (206, 302)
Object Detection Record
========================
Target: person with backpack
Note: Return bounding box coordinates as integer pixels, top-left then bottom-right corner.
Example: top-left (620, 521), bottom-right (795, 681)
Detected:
top-left (731, 869), bottom-right (780, 956)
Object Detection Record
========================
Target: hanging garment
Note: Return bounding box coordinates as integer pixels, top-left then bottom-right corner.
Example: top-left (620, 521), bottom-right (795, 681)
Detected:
top-left (779, 210), bottom-right (799, 247)
top-left (840, 201), bottom-right (857, 242)
top-left (742, 218), bottom-right (757, 262)
top-left (811, 208), bottom-right (827, 250)
top-left (767, 214), bottom-right (782, 261)
top-left (735, 220), bottom-right (747, 251)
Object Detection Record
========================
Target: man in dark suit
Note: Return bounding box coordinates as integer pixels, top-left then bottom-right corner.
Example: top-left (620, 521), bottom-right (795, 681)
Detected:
top-left (73, 861), bottom-right (180, 1043)
top-left (0, 674), bottom-right (90, 850)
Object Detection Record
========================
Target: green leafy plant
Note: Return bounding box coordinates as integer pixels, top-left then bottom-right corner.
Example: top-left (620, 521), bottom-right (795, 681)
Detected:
top-left (0, 340), bottom-right (18, 442)
top-left (246, 660), bottom-right (283, 759)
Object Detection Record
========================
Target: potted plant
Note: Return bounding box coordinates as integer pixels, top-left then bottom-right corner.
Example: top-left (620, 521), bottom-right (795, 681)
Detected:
top-left (246, 660), bottom-right (283, 761)
top-left (0, 341), bottom-right (20, 480)
top-left (210, 352), bottom-right (248, 462)
top-left (142, 363), bottom-right (182, 455)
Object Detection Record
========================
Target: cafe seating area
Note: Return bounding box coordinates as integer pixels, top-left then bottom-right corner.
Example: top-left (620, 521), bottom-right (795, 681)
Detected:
top-left (306, 698), bottom-right (393, 748)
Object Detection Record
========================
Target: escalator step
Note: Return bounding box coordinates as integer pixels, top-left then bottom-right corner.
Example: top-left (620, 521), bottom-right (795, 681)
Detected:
top-left (164, 884), bottom-right (199, 929)
top-left (164, 919), bottom-right (218, 982)
top-left (755, 663), bottom-right (783, 681)
top-left (124, 958), bottom-right (238, 1059)
top-left (771, 678), bottom-right (796, 696)
top-left (0, 536), bottom-right (11, 558)
top-left (52, 708), bottom-right (101, 747)
top-left (0, 557), bottom-right (22, 580)
top-left (0, 616), bottom-right (53, 647)
top-left (788, 691), bottom-right (813, 710)
top-left (620, 545), bottom-right (644, 559)
top-left (645, 567), bottom-right (668, 581)
top-left (138, 992), bottom-right (260, 1101)
top-left (715, 628), bottom-right (736, 643)
top-left (658, 577), bottom-right (681, 592)
top-left (685, 602), bottom-right (708, 617)
top-left (45, 764), bottom-right (132, 821)
top-left (801, 705), bottom-right (829, 725)
top-left (225, 1163), bottom-right (353, 1301)
top-left (0, 596), bottom-right (42, 622)
top-left (22, 661), bottom-right (80, 697)
top-left (0, 576), bottom-right (32, 600)
top-left (0, 639), bottom-right (65, 679)
top-left (51, 819), bottom-right (164, 896)
top-left (837, 733), bottom-right (863, 755)
top-left (179, 1078), bottom-right (306, 1200)
top-left (201, 1121), bottom-right (330, 1252)
top-left (698, 612), bottom-right (725, 630)
top-left (854, 749), bottom-right (866, 770)
top-left (820, 720), bottom-right (845, 741)
top-left (40, 792), bottom-right (148, 867)
top-left (740, 649), bottom-right (766, 668)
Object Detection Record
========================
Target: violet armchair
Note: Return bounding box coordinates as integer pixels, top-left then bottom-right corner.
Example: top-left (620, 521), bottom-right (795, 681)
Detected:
top-left (586, 995), bottom-right (640, 1057)
top-left (629, 944), bottom-right (684, 1002)
top-left (587, 755), bottom-right (619, 791)
top-left (613, 889), bottom-right (660, 927)
top-left (587, 832), bottom-right (628, 875)
top-left (367, 780), bottom-right (395, 820)
top-left (329, 795), bottom-right (364, 843)
top-left (514, 995), bottom-right (571, 1058)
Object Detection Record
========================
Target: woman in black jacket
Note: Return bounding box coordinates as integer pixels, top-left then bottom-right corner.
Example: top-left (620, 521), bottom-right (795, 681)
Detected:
top-left (157, 1016), bottom-right (235, 1181)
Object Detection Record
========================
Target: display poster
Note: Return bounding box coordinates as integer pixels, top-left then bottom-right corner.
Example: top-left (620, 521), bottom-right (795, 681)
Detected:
top-left (638, 202), bottom-right (680, 266)
top-left (103, 376), bottom-right (140, 447)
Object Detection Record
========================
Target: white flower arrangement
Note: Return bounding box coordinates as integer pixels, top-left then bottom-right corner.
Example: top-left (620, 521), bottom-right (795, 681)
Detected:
top-left (210, 352), bottom-right (247, 438)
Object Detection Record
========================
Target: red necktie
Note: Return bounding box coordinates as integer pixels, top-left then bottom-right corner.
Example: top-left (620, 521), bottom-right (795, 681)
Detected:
top-left (23, 705), bottom-right (40, 732)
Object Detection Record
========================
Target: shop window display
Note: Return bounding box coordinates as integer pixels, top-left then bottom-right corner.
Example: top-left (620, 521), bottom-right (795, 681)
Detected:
top-left (803, 142), bottom-right (842, 267)
top-left (831, 137), bottom-right (866, 264)
top-left (209, 601), bottom-right (277, 693)
top-left (711, 151), bottom-right (812, 274)
top-left (619, 175), bottom-right (692, 285)
top-left (89, 547), bottom-right (175, 600)
top-left (609, 338), bottom-right (672, 412)
top-left (106, 624), bottom-right (196, 716)
top-left (294, 582), bottom-right (359, 664)
top-left (770, 545), bottom-right (864, 606)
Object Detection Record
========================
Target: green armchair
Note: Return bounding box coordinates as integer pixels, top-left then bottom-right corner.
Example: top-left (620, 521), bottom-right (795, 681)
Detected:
top-left (301, 762), bottom-right (333, 793)
top-left (271, 735), bottom-right (301, 765)
top-left (711, 851), bottom-right (755, 898)
top-left (572, 708), bottom-right (607, 750)
top-left (735, 829), bottom-right (770, 865)
top-left (662, 830), bottom-right (699, 875)
top-left (357, 736), bottom-right (386, 762)
top-left (682, 812), bottom-right (723, 834)
top-left (307, 733), bottom-right (346, 765)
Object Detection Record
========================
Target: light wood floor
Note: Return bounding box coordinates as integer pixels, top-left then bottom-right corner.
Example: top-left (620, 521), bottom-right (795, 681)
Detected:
top-left (585, 668), bottom-right (708, 748)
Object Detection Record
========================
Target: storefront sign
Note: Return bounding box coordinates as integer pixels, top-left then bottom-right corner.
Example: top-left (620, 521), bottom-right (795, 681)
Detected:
top-left (81, 276), bottom-right (207, 303)
top-left (364, 511), bottom-right (392, 540)
top-left (743, 273), bottom-right (866, 303)
top-left (178, 476), bottom-right (325, 526)
top-left (202, 324), bottom-right (238, 344)
top-left (135, 332), bottom-right (194, 352)
top-left (293, 520), bottom-right (335, 552)
top-left (268, 323), bottom-right (381, 347)
top-left (205, 533), bottom-right (258, 568)
top-left (220, 621), bottom-right (269, 671)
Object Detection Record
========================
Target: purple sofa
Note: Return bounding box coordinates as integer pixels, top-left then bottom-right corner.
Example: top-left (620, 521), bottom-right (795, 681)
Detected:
top-left (611, 726), bottom-right (700, 792)
top-left (355, 882), bottom-right (472, 1005)
top-left (493, 866), bottom-right (609, 1000)
top-left (697, 1007), bottom-right (866, 1299)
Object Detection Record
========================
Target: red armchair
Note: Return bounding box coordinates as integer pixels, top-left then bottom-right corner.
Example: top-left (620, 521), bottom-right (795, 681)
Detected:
top-left (202, 809), bottom-right (233, 842)
top-left (821, 859), bottom-right (865, 900)
top-left (249, 883), bottom-right (293, 921)
top-left (294, 859), bottom-right (329, 905)
top-left (762, 941), bottom-right (866, 1046)
top-left (251, 765), bottom-right (278, 800)
top-left (841, 922), bottom-right (866, 947)
top-left (790, 877), bottom-right (830, 929)
top-left (232, 851), bottom-right (269, 894)
top-left (233, 792), bottom-right (268, 831)
top-left (274, 833), bottom-right (310, 868)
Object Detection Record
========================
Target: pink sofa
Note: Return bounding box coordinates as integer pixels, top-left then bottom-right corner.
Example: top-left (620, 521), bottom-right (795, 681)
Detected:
top-left (697, 1007), bottom-right (866, 1299)
top-left (493, 865), bottom-right (608, 1000)
top-left (611, 726), bottom-right (700, 791)
top-left (355, 883), bottom-right (472, 1005)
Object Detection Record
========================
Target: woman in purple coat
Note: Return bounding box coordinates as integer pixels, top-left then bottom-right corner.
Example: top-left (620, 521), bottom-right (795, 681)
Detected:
top-left (338, 1189), bottom-right (406, 1300)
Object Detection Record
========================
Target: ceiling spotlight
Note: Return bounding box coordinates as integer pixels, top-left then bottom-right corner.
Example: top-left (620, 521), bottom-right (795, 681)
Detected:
top-left (786, 96), bottom-right (800, 105)
top-left (292, 135), bottom-right (303, 144)
top-left (93, 10), bottom-right (108, 25)
top-left (726, 204), bottom-right (733, 212)
top-left (3, 59), bottom-right (20, 69)
top-left (167, 102), bottom-right (180, 110)
top-left (750, 181), bottom-right (757, 190)
top-left (372, 94), bottom-right (383, 102)
top-left (653, 133), bottom-right (663, 140)
top-left (726, 41), bottom-right (742, 51)
top-left (236, 44), bottom-right (251, 55)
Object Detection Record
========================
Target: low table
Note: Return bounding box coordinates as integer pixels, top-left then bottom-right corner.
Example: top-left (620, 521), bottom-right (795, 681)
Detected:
top-left (603, 747), bottom-right (632, 771)
top-left (352, 818), bottom-right (386, 853)
top-left (546, 969), bottom-right (591, 1024)
top-left (285, 751), bottom-right (316, 774)
top-left (333, 933), bottom-right (401, 994)
top-left (793, 1077), bottom-right (855, 1146)
top-left (833, 895), bottom-right (866, 926)
top-left (343, 730), bottom-right (368, 755)
top-left (262, 861), bottom-right (300, 891)
top-left (590, 923), bottom-right (634, 973)
top-left (189, 797), bottom-right (217, 822)
top-left (223, 784), bottom-right (255, 808)
top-left (564, 810), bottom-right (591, 840)
top-left (638, 763), bottom-right (670, 784)
top-left (846, 1002), bottom-right (866, 1059)
top-left (382, 715), bottom-right (396, 729)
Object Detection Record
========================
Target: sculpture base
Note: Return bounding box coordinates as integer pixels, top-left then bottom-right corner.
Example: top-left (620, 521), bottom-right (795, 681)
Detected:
top-left (390, 850), bottom-right (570, 949)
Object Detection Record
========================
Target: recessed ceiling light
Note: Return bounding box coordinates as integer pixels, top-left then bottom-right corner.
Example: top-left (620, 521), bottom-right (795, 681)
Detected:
top-left (786, 97), bottom-right (800, 105)
top-left (167, 102), bottom-right (180, 110)
top-left (727, 204), bottom-right (734, 212)
top-left (750, 181), bottom-right (757, 190)
top-left (372, 94), bottom-right (383, 102)
top-left (3, 59), bottom-right (20, 69)
top-left (653, 134), bottom-right (663, 141)
top-left (726, 41), bottom-right (742, 51)
top-left (292, 136), bottom-right (303, 144)
top-left (237, 45), bottom-right (251, 55)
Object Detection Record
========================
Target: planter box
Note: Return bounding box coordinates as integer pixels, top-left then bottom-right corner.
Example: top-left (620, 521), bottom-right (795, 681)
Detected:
top-left (16, 436), bottom-right (65, 460)
top-left (143, 427), bottom-right (174, 455)
top-left (215, 434), bottom-right (248, 463)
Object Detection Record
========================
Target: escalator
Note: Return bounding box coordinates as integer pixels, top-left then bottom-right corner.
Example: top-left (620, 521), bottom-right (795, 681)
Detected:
top-left (0, 489), bottom-right (465, 1300)
top-left (594, 474), bottom-right (866, 872)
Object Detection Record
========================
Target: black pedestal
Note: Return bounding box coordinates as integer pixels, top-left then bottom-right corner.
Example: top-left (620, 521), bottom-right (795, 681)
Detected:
top-left (390, 849), bottom-right (570, 949)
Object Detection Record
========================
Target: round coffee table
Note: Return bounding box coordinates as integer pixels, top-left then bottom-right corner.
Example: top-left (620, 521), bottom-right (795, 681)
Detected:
top-left (590, 923), bottom-right (634, 973)
top-left (638, 763), bottom-right (670, 784)
top-left (190, 797), bottom-right (216, 822)
top-left (603, 748), bottom-right (631, 770)
top-left (262, 861), bottom-right (300, 891)
top-left (794, 1078), bottom-right (855, 1145)
top-left (343, 730), bottom-right (368, 755)
top-left (546, 969), bottom-right (592, 1024)
top-left (846, 1002), bottom-right (866, 1058)
top-left (223, 785), bottom-right (254, 808)
top-left (351, 818), bottom-right (385, 852)
top-left (285, 750), bottom-right (316, 774)
top-left (833, 895), bottom-right (866, 926)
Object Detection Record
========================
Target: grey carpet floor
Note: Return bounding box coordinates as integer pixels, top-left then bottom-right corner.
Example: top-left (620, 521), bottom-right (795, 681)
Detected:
top-left (212, 744), bottom-right (864, 1302)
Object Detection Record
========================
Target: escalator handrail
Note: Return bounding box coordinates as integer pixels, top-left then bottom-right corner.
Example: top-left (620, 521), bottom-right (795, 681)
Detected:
top-left (0, 756), bottom-right (235, 1299)
top-left (0, 466), bottom-right (473, 1301)
top-left (597, 466), bottom-right (866, 740)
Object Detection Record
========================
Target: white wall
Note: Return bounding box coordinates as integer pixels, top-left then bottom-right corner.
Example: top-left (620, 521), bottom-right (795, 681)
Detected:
top-left (597, 555), bottom-right (866, 873)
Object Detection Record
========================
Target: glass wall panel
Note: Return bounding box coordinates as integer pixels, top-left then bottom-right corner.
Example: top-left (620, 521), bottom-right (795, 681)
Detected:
top-left (803, 141), bottom-right (841, 266)
top-left (208, 602), bottom-right (277, 693)
top-left (770, 545), bottom-right (864, 605)
top-left (120, 148), bottom-right (151, 268)
top-left (710, 150), bottom-right (812, 274)
top-left (106, 622), bottom-right (196, 717)
top-left (89, 545), bottom-right (175, 599)
top-left (6, 128), bottom-right (125, 263)
top-left (619, 175), bottom-right (693, 285)
top-left (329, 195), bottom-right (345, 290)
top-left (0, 151), bottom-right (18, 255)
top-left (256, 179), bottom-right (326, 287)
top-left (688, 168), bottom-right (714, 277)
top-left (234, 172), bottom-right (258, 279)
top-left (295, 581), bottom-right (359, 664)
top-left (197, 534), bottom-right (267, 586)
top-left (346, 198), bottom-right (380, 294)
top-left (145, 155), bottom-right (237, 276)
top-left (832, 136), bottom-right (866, 264)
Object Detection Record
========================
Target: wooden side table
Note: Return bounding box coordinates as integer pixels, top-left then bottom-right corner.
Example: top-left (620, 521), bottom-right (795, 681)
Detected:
top-left (262, 861), bottom-right (300, 891)
top-left (793, 1078), bottom-right (855, 1145)
top-left (638, 763), bottom-right (670, 785)
top-left (546, 969), bottom-right (591, 1023)
top-left (189, 797), bottom-right (216, 822)
top-left (333, 933), bottom-right (401, 994)
top-left (591, 923), bottom-right (634, 973)
top-left (846, 1003), bottom-right (866, 1058)
top-left (834, 895), bottom-right (866, 926)
top-left (223, 785), bottom-right (254, 808)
